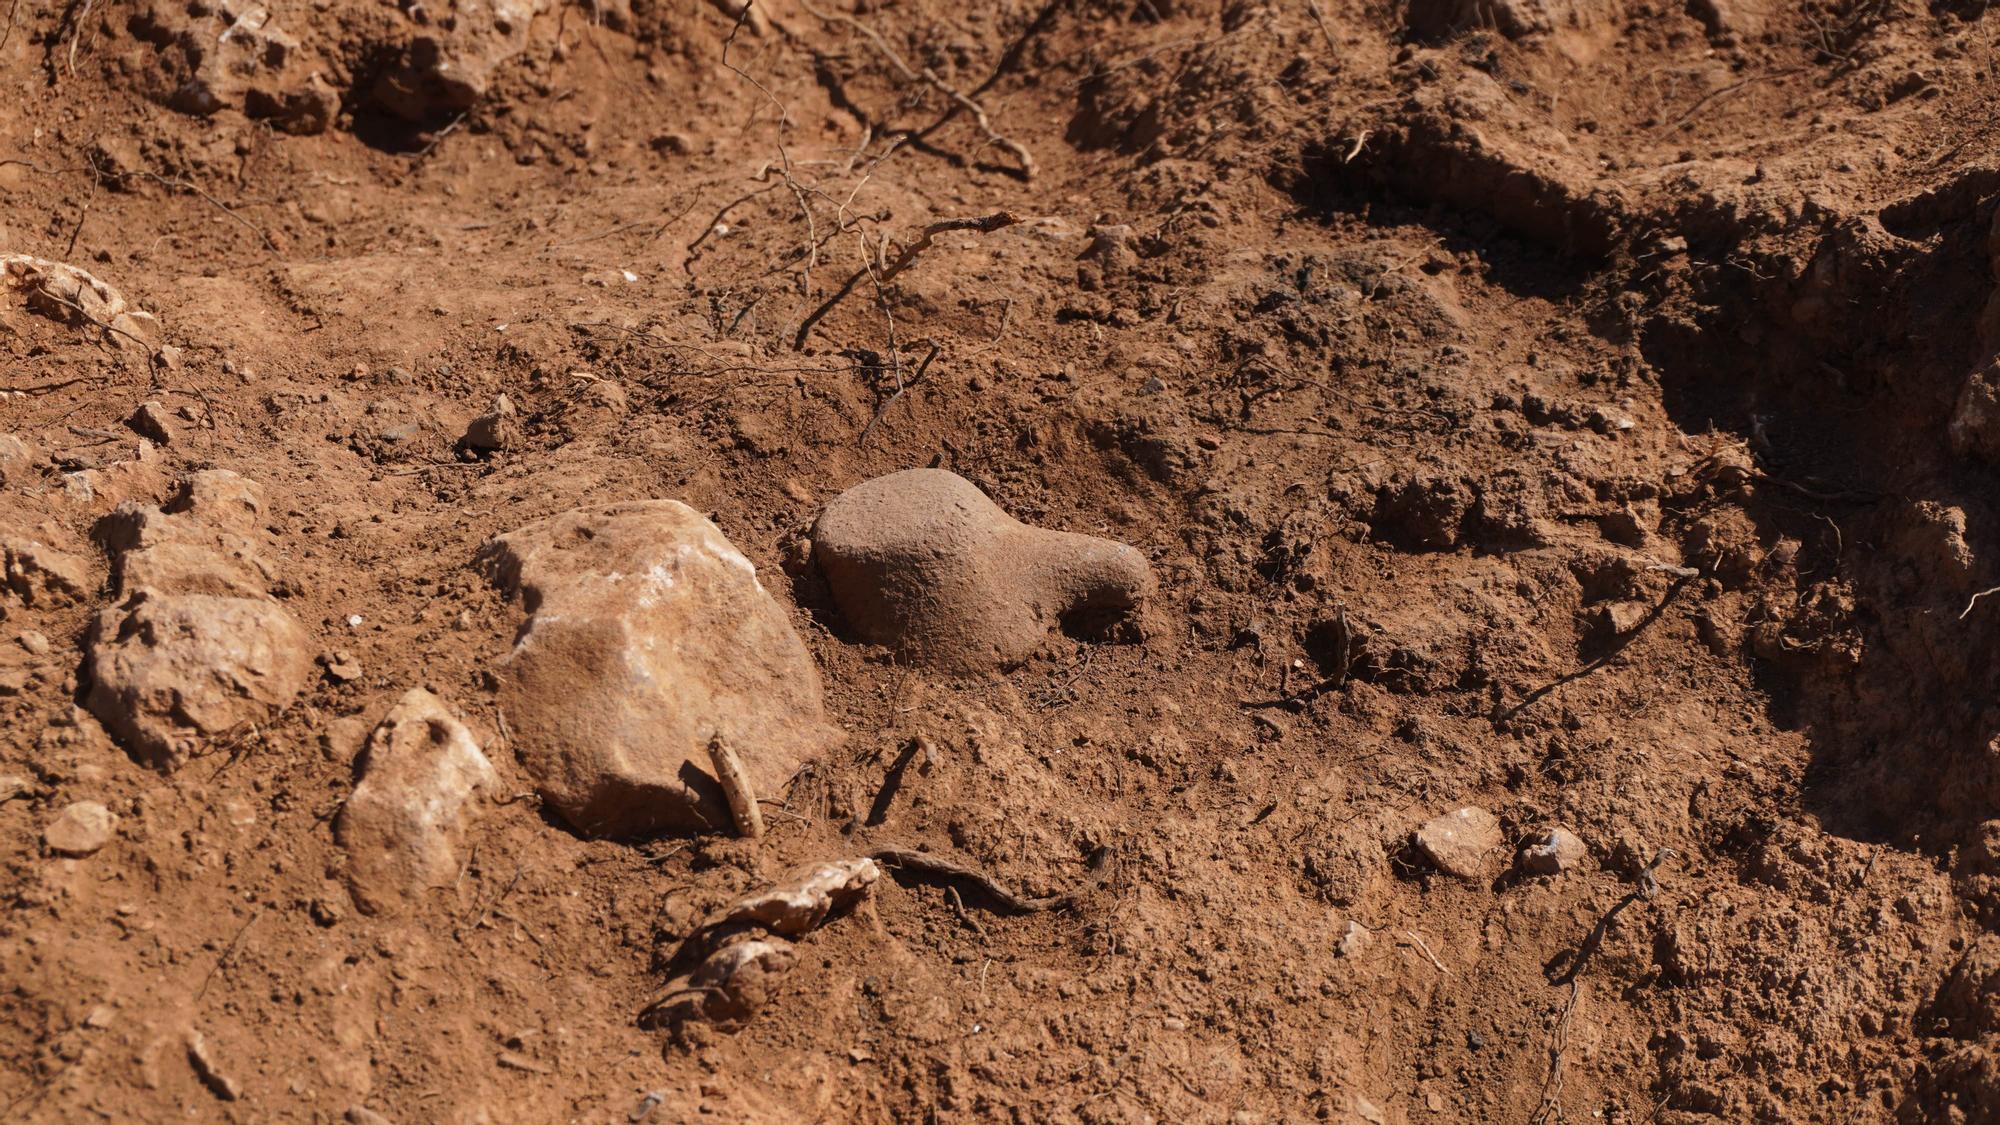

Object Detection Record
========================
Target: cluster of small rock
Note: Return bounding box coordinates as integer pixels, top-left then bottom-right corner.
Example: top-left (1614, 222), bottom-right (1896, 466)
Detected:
top-left (85, 471), bottom-right (311, 771)
top-left (39, 467), bottom-right (1156, 930)
top-left (1411, 805), bottom-right (1589, 881)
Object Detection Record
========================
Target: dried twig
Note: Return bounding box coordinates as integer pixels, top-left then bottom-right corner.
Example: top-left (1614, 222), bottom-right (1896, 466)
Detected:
top-left (127, 168), bottom-right (276, 254)
top-left (0, 375), bottom-right (98, 397)
top-left (919, 66), bottom-right (1035, 179)
top-left (859, 340), bottom-right (939, 445)
top-left (1960, 585), bottom-right (2000, 621)
top-left (1534, 848), bottom-right (1677, 1125)
top-left (1402, 930), bottom-right (1447, 973)
top-left (880, 211), bottom-right (1019, 280)
top-left (0, 0), bottom-right (22, 54)
top-left (718, 4), bottom-right (822, 294)
top-left (64, 0), bottom-right (96, 74)
top-left (869, 847), bottom-right (1069, 913)
top-left (1501, 574), bottom-right (1694, 720)
top-left (1303, 0), bottom-right (1337, 54)
top-left (1654, 67), bottom-right (1808, 136)
top-left (196, 909), bottom-right (263, 1002)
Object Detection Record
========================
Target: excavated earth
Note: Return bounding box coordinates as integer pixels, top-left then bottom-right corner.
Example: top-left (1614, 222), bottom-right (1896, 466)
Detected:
top-left (7, 0), bottom-right (2000, 1119)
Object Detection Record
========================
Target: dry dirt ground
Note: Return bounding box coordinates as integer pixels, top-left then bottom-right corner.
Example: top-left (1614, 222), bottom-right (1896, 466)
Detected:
top-left (6, 0), bottom-right (2000, 1120)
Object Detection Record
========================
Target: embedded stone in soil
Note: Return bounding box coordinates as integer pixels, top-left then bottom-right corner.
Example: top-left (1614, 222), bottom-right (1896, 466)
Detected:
top-left (481, 501), bottom-right (843, 838)
top-left (811, 469), bottom-right (1155, 671)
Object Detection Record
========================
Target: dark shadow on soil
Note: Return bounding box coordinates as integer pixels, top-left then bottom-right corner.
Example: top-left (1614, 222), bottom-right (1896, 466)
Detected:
top-left (1637, 205), bottom-right (2000, 850)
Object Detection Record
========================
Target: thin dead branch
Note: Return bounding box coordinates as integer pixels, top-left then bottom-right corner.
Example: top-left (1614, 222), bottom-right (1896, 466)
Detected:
top-left (858, 340), bottom-right (939, 445)
top-left (1961, 585), bottom-right (2000, 621)
top-left (880, 211), bottom-right (1019, 281)
top-left (869, 846), bottom-right (1070, 913)
top-left (796, 0), bottom-right (1035, 179)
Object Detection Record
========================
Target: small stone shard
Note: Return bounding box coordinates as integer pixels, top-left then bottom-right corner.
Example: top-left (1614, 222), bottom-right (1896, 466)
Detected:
top-left (812, 469), bottom-right (1156, 671)
top-left (1414, 806), bottom-right (1505, 880)
top-left (127, 401), bottom-right (177, 445)
top-left (44, 800), bottom-right (117, 856)
top-left (1596, 600), bottom-right (1649, 637)
top-left (642, 938), bottom-right (798, 1029)
top-left (186, 1031), bottom-right (241, 1101)
top-left (320, 650), bottom-right (364, 683)
top-left (335, 689), bottom-right (498, 915)
top-left (1518, 828), bottom-right (1589, 876)
top-left (643, 858), bottom-right (882, 1030)
top-left (461, 394), bottom-right (520, 453)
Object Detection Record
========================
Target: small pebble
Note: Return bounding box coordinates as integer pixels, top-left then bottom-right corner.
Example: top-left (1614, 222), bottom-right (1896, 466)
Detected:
top-left (187, 1031), bottom-right (241, 1100)
top-left (1518, 828), bottom-right (1589, 876)
top-left (44, 801), bottom-right (117, 856)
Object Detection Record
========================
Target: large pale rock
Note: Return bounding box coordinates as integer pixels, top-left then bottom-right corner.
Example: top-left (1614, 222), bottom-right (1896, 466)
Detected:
top-left (87, 594), bottom-right (313, 770)
top-left (2, 535), bottom-right (93, 606)
top-left (86, 473), bottom-right (310, 771)
top-left (97, 487), bottom-right (273, 600)
top-left (44, 801), bottom-right (117, 857)
top-left (812, 469), bottom-right (1155, 671)
top-left (482, 502), bottom-right (842, 837)
top-left (1414, 806), bottom-right (1505, 880)
top-left (336, 689), bottom-right (497, 915)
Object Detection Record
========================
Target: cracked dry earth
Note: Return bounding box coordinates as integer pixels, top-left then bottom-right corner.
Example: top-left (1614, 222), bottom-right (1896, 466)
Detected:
top-left (9, 0), bottom-right (2000, 1120)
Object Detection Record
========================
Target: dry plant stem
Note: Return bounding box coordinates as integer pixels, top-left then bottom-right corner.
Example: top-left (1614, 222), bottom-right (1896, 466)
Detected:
top-left (66, 0), bottom-right (96, 74)
top-left (131, 169), bottom-right (277, 253)
top-left (719, 3), bottom-right (821, 293)
top-left (196, 909), bottom-right (263, 1001)
top-left (0, 0), bottom-right (21, 55)
top-left (1403, 930), bottom-right (1447, 973)
top-left (919, 66), bottom-right (1036, 179)
top-left (706, 735), bottom-right (765, 839)
top-left (796, 0), bottom-right (1035, 179)
top-left (1960, 584), bottom-right (2000, 621)
top-left (29, 287), bottom-right (160, 362)
top-left (0, 375), bottom-right (97, 396)
top-left (868, 847), bottom-right (1069, 912)
top-left (859, 340), bottom-right (939, 445)
top-left (880, 211), bottom-right (1019, 281)
top-left (1304, 0), bottom-right (1337, 53)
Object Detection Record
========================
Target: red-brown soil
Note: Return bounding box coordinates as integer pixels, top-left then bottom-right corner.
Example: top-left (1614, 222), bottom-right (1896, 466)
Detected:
top-left (6, 0), bottom-right (2000, 1119)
